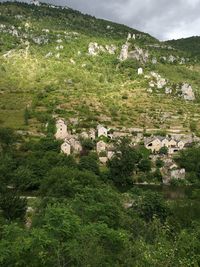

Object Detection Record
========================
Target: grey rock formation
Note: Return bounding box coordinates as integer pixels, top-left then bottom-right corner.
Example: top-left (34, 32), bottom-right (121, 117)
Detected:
top-left (152, 57), bottom-right (157, 64)
top-left (168, 55), bottom-right (176, 63)
top-left (150, 72), bottom-right (167, 89)
top-left (105, 44), bottom-right (117, 54)
top-left (89, 42), bottom-right (117, 56)
top-left (181, 83), bottom-right (195, 101)
top-left (119, 43), bottom-right (129, 61)
top-left (165, 87), bottom-right (172, 94)
top-left (88, 42), bottom-right (99, 56)
top-left (128, 46), bottom-right (149, 63)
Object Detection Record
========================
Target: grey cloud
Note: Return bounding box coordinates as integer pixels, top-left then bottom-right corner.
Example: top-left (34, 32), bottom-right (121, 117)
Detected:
top-left (2, 0), bottom-right (200, 40)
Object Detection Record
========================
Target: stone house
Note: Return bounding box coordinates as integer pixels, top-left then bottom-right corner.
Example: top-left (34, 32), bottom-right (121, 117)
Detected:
top-left (145, 137), bottom-right (162, 152)
top-left (99, 157), bottom-right (108, 164)
top-left (96, 141), bottom-right (107, 153)
top-left (145, 136), bottom-right (185, 154)
top-left (80, 131), bottom-right (89, 139)
top-left (68, 137), bottom-right (82, 153)
top-left (161, 138), bottom-right (169, 147)
top-left (89, 129), bottom-right (96, 140)
top-left (97, 125), bottom-right (108, 138)
top-left (61, 141), bottom-right (71, 155)
top-left (55, 119), bottom-right (68, 140)
top-left (107, 151), bottom-right (115, 160)
top-left (177, 140), bottom-right (185, 149)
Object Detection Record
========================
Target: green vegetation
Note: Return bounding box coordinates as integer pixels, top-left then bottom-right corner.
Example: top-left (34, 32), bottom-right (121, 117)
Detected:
top-left (175, 146), bottom-right (200, 184)
top-left (0, 2), bottom-right (200, 133)
top-left (166, 36), bottom-right (200, 60)
top-left (0, 127), bottom-right (199, 266)
top-left (0, 2), bottom-right (200, 265)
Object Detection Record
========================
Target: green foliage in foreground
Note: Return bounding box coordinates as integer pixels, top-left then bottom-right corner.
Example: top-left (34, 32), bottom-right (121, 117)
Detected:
top-left (175, 146), bottom-right (200, 184)
top-left (0, 129), bottom-right (199, 266)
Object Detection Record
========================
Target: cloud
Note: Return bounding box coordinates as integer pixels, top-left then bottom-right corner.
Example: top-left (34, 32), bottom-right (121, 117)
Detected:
top-left (2, 0), bottom-right (200, 40)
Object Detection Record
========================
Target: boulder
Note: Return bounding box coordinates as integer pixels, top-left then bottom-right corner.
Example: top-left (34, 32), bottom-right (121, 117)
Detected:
top-left (168, 55), bottom-right (176, 63)
top-left (152, 57), bottom-right (157, 64)
top-left (88, 42), bottom-right (99, 56)
top-left (150, 72), bottom-right (167, 89)
top-left (181, 83), bottom-right (195, 101)
top-left (138, 67), bottom-right (143, 75)
top-left (165, 87), bottom-right (172, 94)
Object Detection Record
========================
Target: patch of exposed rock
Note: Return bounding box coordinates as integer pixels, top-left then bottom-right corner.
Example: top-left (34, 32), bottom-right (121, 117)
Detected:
top-left (181, 83), bottom-right (195, 101)
top-left (128, 46), bottom-right (149, 63)
top-left (119, 43), bottom-right (129, 61)
top-left (119, 43), bottom-right (149, 63)
top-left (149, 72), bottom-right (167, 89)
top-left (88, 42), bottom-right (117, 56)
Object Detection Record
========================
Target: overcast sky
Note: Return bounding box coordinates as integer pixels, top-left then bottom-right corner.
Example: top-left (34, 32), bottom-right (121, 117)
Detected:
top-left (2, 0), bottom-right (200, 40)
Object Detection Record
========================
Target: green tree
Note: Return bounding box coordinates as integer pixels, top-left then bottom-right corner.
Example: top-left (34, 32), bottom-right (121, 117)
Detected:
top-left (159, 146), bottom-right (168, 155)
top-left (0, 127), bottom-right (18, 151)
top-left (133, 191), bottom-right (170, 222)
top-left (138, 159), bottom-right (152, 172)
top-left (13, 166), bottom-right (38, 191)
top-left (79, 153), bottom-right (99, 175)
top-left (40, 167), bottom-right (99, 198)
top-left (0, 186), bottom-right (27, 221)
top-left (107, 138), bottom-right (141, 186)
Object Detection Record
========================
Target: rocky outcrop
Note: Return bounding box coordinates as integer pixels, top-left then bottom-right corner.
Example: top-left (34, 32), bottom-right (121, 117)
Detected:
top-left (128, 46), bottom-right (149, 63)
top-left (105, 44), bottom-right (117, 54)
top-left (181, 83), bottom-right (195, 101)
top-left (119, 44), bottom-right (149, 63)
top-left (119, 43), bottom-right (129, 61)
top-left (149, 72), bottom-right (167, 89)
top-left (165, 87), bottom-right (172, 94)
top-left (168, 55), bottom-right (176, 63)
top-left (88, 42), bottom-right (99, 56)
top-left (88, 42), bottom-right (117, 56)
top-left (138, 68), bottom-right (143, 75)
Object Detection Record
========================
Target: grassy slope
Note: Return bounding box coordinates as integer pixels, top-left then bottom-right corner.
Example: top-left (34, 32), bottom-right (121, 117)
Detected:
top-left (0, 2), bottom-right (200, 134)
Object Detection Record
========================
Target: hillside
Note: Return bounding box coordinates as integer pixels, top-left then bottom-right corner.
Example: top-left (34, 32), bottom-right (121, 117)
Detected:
top-left (0, 1), bottom-right (200, 136)
top-left (165, 36), bottom-right (200, 60)
top-left (0, 2), bottom-right (200, 266)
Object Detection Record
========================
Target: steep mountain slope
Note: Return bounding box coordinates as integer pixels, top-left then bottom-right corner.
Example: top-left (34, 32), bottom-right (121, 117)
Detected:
top-left (0, 2), bottom-right (200, 135)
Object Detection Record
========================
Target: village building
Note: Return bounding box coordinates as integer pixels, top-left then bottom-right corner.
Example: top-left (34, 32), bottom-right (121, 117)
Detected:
top-left (61, 140), bottom-right (71, 155)
top-left (80, 131), bottom-right (89, 139)
top-left (107, 151), bottom-right (115, 160)
top-left (145, 137), bottom-right (162, 152)
top-left (145, 136), bottom-right (186, 154)
top-left (99, 157), bottom-right (108, 164)
top-left (89, 129), bottom-right (96, 140)
top-left (55, 119), bottom-right (68, 140)
top-left (68, 137), bottom-right (82, 153)
top-left (96, 140), bottom-right (107, 153)
top-left (97, 125), bottom-right (108, 138)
